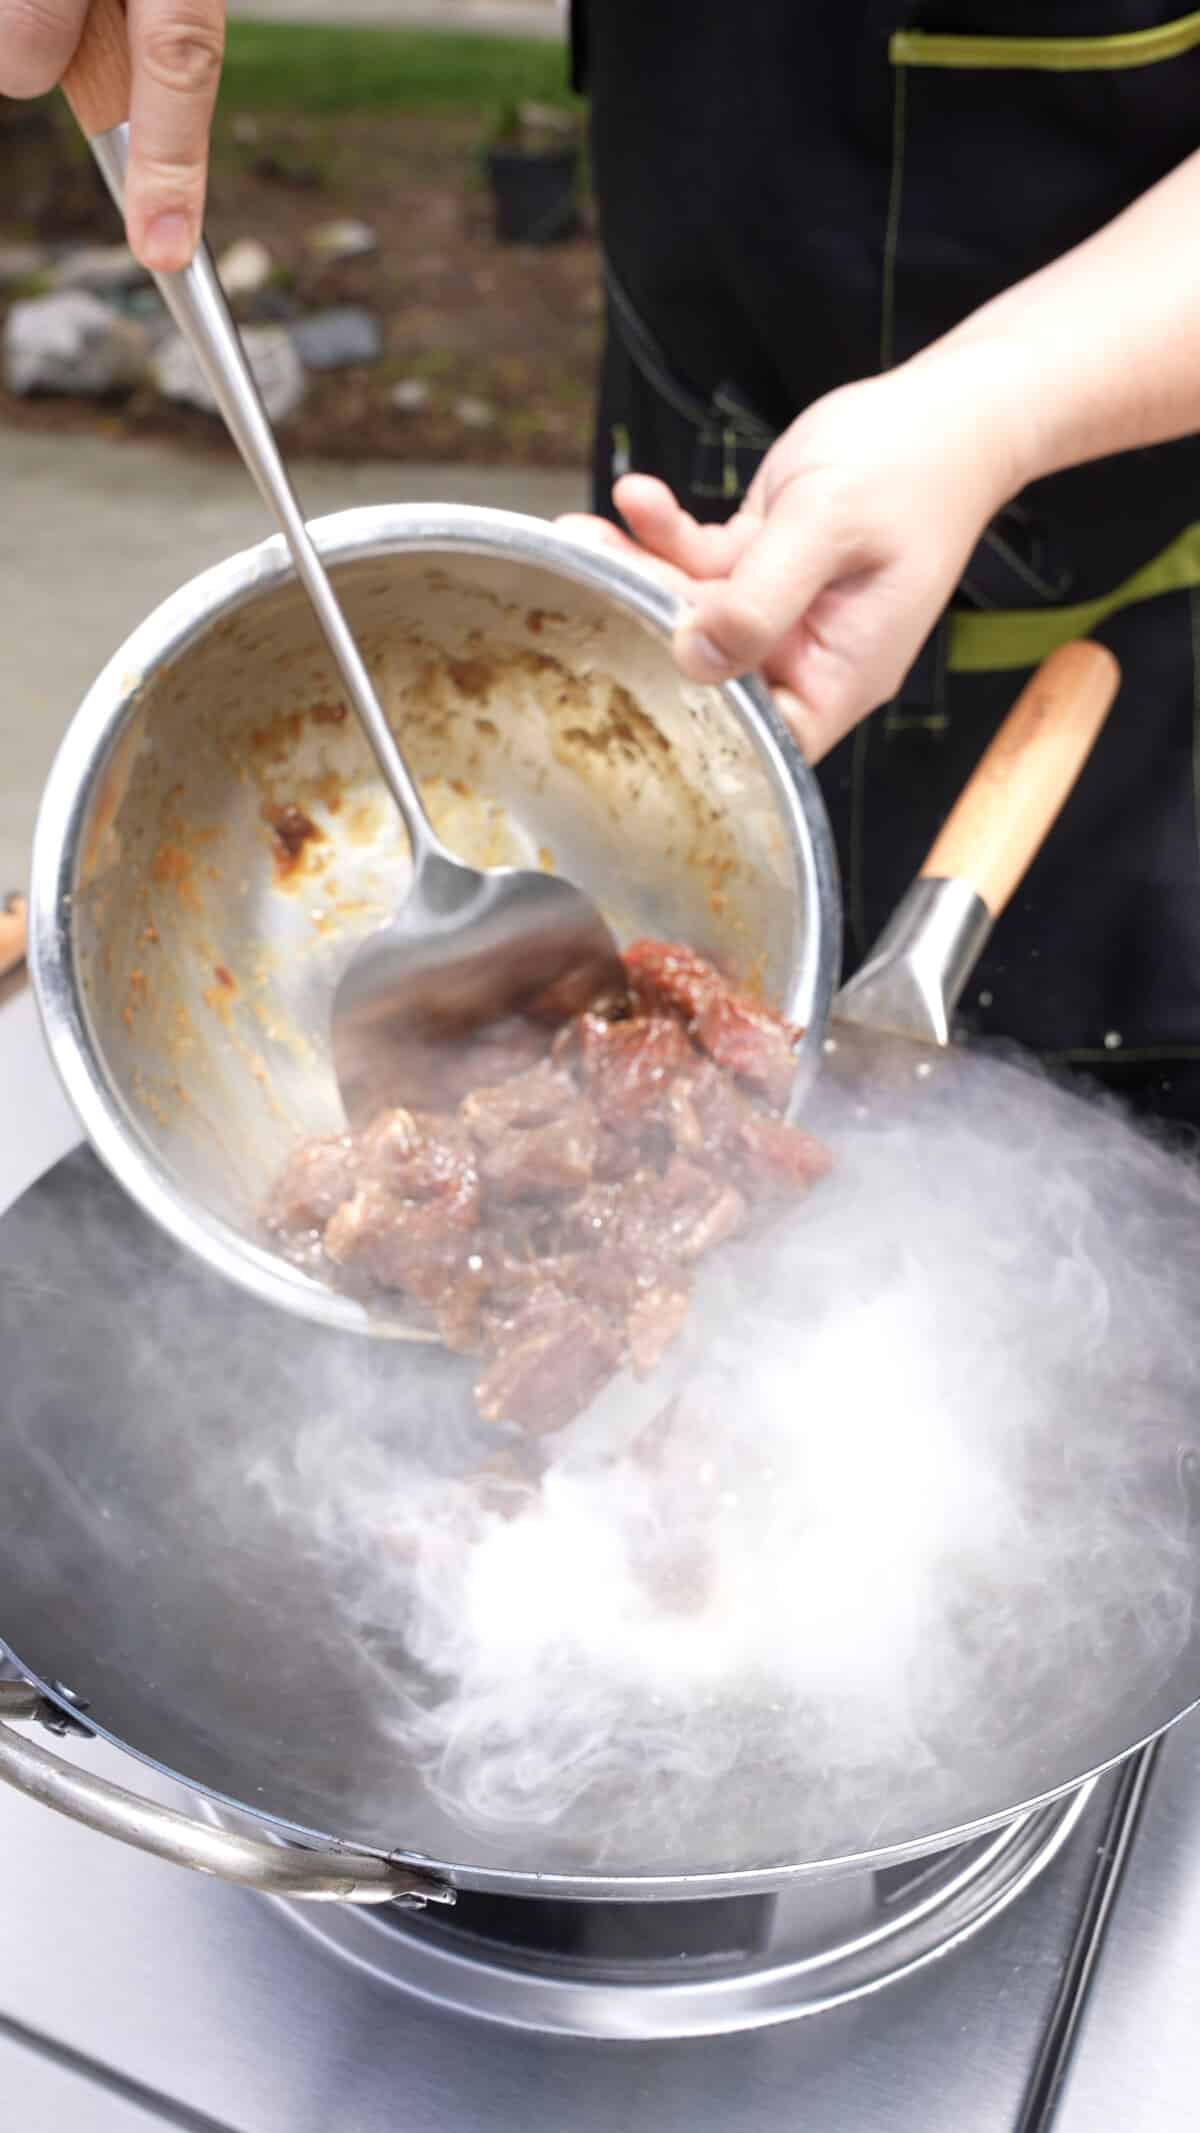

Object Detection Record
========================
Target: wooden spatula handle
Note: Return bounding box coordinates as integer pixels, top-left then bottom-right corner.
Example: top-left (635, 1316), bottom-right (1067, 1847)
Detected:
top-left (62, 0), bottom-right (131, 139)
top-left (919, 640), bottom-right (1120, 922)
top-left (0, 898), bottom-right (27, 981)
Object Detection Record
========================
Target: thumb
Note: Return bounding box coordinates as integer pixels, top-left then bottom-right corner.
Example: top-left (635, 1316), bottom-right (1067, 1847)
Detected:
top-left (673, 483), bottom-right (835, 681)
top-left (615, 474), bottom-right (759, 581)
top-left (769, 559), bottom-right (949, 761)
top-left (124, 0), bottom-right (225, 273)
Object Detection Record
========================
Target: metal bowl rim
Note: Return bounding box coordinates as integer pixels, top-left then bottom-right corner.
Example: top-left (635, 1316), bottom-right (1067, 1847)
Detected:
top-left (28, 501), bottom-right (841, 1339)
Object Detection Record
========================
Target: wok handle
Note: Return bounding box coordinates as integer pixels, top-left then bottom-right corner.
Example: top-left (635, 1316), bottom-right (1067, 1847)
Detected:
top-left (0, 1682), bottom-right (453, 1909)
top-left (919, 639), bottom-right (1120, 923)
top-left (834, 640), bottom-right (1119, 1043)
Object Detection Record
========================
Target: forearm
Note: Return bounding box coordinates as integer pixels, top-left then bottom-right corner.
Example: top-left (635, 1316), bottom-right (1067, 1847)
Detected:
top-left (596, 144), bottom-right (1200, 749)
top-left (933, 146), bottom-right (1200, 490)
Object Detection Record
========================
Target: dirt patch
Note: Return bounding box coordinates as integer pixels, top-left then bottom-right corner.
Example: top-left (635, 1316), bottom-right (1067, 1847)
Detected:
top-left (0, 101), bottom-right (601, 469)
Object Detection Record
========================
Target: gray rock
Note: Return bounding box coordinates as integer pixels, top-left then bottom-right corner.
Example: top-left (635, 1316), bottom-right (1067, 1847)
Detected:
top-left (4, 291), bottom-right (150, 397)
top-left (51, 244), bottom-right (149, 296)
top-left (216, 238), bottom-right (274, 301)
top-left (290, 306), bottom-right (382, 372)
top-left (390, 377), bottom-right (431, 414)
top-left (104, 284), bottom-right (172, 348)
top-left (454, 394), bottom-right (496, 430)
top-left (247, 288), bottom-right (302, 326)
top-left (252, 152), bottom-right (323, 192)
top-left (153, 324), bottom-right (306, 424)
top-left (120, 287), bottom-right (168, 322)
top-left (0, 243), bottom-right (51, 290)
top-left (305, 218), bottom-right (378, 263)
top-left (517, 101), bottom-right (577, 140)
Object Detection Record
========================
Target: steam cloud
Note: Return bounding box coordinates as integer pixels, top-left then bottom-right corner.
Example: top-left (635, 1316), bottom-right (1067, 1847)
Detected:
top-left (250, 1049), bottom-right (1200, 1873)
top-left (4, 1047), bottom-right (1199, 1879)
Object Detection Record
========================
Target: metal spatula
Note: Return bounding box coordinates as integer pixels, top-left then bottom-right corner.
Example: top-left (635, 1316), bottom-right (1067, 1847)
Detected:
top-left (823, 640), bottom-right (1121, 1108)
top-left (63, 0), bottom-right (624, 1130)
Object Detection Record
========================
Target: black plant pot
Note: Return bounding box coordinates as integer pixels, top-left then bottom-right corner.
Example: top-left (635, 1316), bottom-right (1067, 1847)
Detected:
top-left (485, 145), bottom-right (580, 246)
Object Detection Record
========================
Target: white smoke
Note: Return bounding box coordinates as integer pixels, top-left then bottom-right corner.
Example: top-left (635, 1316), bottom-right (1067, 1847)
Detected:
top-left (250, 1047), bottom-right (1200, 1873)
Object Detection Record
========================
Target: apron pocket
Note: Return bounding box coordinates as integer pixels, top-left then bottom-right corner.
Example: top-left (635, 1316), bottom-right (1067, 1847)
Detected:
top-left (599, 266), bottom-right (776, 509)
top-left (881, 9), bottom-right (1200, 365)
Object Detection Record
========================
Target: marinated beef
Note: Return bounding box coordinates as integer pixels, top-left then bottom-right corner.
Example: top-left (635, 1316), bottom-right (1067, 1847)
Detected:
top-left (272, 1134), bottom-right (357, 1231)
top-left (568, 1010), bottom-right (693, 1124)
top-left (266, 941), bottom-right (831, 1432)
top-left (476, 1287), bottom-right (622, 1433)
top-left (623, 938), bottom-right (797, 1108)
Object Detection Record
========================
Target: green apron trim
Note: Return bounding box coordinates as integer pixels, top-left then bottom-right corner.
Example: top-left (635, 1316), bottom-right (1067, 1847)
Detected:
top-left (947, 521), bottom-right (1200, 673)
top-left (890, 9), bottom-right (1200, 71)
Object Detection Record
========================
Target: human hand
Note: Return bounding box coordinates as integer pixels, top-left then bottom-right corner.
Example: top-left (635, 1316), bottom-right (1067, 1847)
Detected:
top-left (560, 343), bottom-right (1034, 761)
top-left (0, 0), bottom-right (225, 272)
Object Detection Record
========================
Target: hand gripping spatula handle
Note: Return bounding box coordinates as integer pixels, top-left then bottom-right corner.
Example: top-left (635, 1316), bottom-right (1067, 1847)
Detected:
top-left (824, 640), bottom-right (1120, 1099)
top-left (0, 898), bottom-right (26, 982)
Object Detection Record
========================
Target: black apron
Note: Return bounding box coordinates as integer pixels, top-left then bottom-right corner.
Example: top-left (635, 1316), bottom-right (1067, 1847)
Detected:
top-left (573, 2), bottom-right (1200, 1129)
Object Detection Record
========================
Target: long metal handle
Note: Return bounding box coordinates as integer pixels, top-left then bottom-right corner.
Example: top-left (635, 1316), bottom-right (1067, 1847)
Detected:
top-left (88, 123), bottom-right (439, 871)
top-left (835, 641), bottom-right (1120, 1045)
top-left (834, 877), bottom-right (992, 1048)
top-left (0, 1682), bottom-right (452, 1908)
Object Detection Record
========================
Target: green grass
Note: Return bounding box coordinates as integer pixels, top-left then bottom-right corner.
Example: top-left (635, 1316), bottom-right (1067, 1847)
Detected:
top-left (220, 21), bottom-right (577, 116)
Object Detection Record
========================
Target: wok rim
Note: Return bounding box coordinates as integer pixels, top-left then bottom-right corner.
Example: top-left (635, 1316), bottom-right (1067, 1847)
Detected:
top-left (3, 1632), bottom-right (1185, 1899)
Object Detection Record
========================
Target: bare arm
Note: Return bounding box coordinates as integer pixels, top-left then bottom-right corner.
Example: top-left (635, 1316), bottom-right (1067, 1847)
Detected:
top-left (951, 145), bottom-right (1200, 479)
top-left (562, 146), bottom-right (1200, 760)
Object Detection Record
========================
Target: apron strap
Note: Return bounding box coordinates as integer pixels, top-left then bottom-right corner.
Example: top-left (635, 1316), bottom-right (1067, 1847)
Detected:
top-left (604, 262), bottom-right (776, 503)
top-left (567, 0), bottom-right (588, 94)
top-left (605, 261), bottom-right (1080, 705)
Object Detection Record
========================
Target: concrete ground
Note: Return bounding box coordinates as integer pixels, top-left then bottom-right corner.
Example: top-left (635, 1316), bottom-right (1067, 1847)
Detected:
top-left (2, 4), bottom-right (573, 897)
top-left (226, 0), bottom-right (561, 34)
top-left (0, 427), bottom-right (584, 896)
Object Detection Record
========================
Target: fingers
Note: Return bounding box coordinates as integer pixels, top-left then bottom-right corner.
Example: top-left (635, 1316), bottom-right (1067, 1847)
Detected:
top-left (563, 482), bottom-right (760, 609)
top-left (769, 564), bottom-right (943, 760)
top-left (773, 680), bottom-right (884, 772)
top-left (673, 479), bottom-right (836, 682)
top-left (554, 512), bottom-right (699, 605)
top-left (769, 687), bottom-right (825, 764)
top-left (124, 0), bottom-right (225, 272)
top-left (615, 474), bottom-right (759, 580)
top-left (558, 490), bottom-right (930, 767)
top-left (0, 0), bottom-right (88, 96)
top-left (555, 512), bottom-right (638, 556)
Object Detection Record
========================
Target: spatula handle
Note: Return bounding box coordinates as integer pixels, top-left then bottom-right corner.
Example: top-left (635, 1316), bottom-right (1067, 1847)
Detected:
top-left (0, 898), bottom-right (26, 981)
top-left (62, 0), bottom-right (131, 137)
top-left (58, 0), bottom-right (444, 869)
top-left (920, 640), bottom-right (1120, 921)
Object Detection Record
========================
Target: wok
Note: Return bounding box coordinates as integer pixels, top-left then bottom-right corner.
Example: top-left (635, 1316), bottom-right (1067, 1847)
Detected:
top-left (2, 538), bottom-right (1198, 1906)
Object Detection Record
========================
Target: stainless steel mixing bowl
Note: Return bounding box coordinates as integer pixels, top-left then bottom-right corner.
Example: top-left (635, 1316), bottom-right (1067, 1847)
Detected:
top-left (29, 504), bottom-right (840, 1334)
